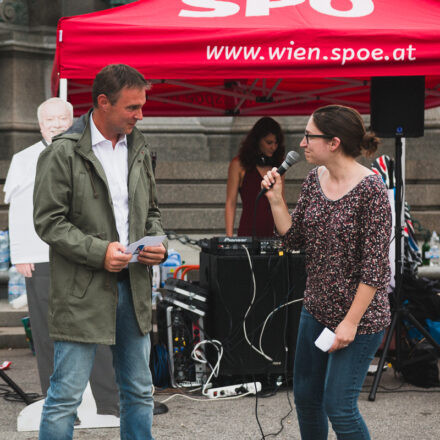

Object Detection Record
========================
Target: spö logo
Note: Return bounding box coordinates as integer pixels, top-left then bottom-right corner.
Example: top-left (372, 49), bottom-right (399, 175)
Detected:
top-left (179, 0), bottom-right (374, 18)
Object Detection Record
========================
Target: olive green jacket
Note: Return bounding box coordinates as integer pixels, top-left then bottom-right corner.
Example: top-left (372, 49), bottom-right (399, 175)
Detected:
top-left (33, 110), bottom-right (166, 344)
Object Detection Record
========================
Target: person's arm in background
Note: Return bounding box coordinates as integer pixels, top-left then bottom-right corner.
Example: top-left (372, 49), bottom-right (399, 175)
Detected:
top-left (16, 264), bottom-right (35, 277)
top-left (225, 157), bottom-right (242, 237)
top-left (4, 154), bottom-right (36, 278)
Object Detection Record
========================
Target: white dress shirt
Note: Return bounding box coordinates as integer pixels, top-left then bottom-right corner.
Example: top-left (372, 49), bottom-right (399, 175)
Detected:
top-left (4, 141), bottom-right (50, 264)
top-left (90, 114), bottom-right (129, 247)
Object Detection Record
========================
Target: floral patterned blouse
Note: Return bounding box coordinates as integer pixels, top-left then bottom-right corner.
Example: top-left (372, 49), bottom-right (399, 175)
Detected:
top-left (282, 167), bottom-right (392, 334)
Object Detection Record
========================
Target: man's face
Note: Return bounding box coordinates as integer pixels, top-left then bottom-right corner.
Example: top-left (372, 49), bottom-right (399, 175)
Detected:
top-left (105, 86), bottom-right (146, 137)
top-left (40, 101), bottom-right (72, 143)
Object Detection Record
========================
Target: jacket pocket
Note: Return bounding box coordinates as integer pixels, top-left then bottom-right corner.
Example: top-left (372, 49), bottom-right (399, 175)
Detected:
top-left (70, 265), bottom-right (94, 299)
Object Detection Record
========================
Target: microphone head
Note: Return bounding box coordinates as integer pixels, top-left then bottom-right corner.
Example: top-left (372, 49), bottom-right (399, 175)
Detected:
top-left (284, 150), bottom-right (300, 166)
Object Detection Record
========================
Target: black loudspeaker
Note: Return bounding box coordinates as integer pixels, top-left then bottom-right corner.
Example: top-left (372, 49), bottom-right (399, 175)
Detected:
top-left (370, 76), bottom-right (425, 138)
top-left (200, 252), bottom-right (306, 377)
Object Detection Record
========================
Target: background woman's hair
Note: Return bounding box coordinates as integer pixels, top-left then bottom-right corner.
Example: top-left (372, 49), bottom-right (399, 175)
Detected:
top-left (312, 105), bottom-right (380, 158)
top-left (238, 117), bottom-right (286, 171)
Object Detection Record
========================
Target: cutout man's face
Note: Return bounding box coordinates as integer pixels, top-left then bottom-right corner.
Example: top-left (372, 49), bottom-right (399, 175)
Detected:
top-left (39, 101), bottom-right (72, 143)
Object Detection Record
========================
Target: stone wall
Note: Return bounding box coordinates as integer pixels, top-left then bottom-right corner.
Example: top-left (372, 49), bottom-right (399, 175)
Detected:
top-left (0, 1), bottom-right (111, 159)
top-left (1, 109), bottom-right (439, 238)
top-left (144, 111), bottom-right (440, 238)
top-left (0, 27), bottom-right (55, 158)
top-left (0, 0), bottom-right (110, 227)
top-left (0, 2), bottom-right (439, 240)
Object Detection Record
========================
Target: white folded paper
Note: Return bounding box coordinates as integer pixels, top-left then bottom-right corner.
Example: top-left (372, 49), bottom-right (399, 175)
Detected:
top-left (126, 235), bottom-right (166, 263)
top-left (314, 327), bottom-right (336, 352)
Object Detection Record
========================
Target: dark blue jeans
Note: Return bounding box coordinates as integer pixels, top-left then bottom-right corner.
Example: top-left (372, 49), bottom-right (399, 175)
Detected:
top-left (293, 308), bottom-right (384, 440)
top-left (39, 279), bottom-right (154, 440)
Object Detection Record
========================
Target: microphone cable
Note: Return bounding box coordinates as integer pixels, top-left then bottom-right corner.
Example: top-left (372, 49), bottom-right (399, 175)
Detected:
top-left (242, 245), bottom-right (273, 361)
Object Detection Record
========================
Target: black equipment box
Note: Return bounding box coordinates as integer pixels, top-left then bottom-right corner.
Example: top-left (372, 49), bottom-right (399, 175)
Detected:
top-left (199, 251), bottom-right (306, 377)
top-left (156, 301), bottom-right (207, 387)
top-left (199, 236), bottom-right (283, 256)
top-left (162, 278), bottom-right (209, 317)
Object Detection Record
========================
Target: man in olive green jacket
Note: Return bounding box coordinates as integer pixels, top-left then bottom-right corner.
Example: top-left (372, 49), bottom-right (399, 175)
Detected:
top-left (34, 64), bottom-right (166, 440)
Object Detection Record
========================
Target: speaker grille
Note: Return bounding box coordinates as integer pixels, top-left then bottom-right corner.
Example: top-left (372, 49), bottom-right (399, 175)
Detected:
top-left (200, 252), bottom-right (306, 377)
top-left (370, 76), bottom-right (425, 138)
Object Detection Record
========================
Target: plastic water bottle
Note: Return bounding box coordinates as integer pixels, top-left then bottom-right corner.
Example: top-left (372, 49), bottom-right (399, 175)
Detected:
top-left (152, 265), bottom-right (161, 292)
top-left (429, 231), bottom-right (440, 266)
top-left (421, 233), bottom-right (431, 266)
top-left (160, 249), bottom-right (182, 286)
top-left (0, 230), bottom-right (10, 271)
top-left (8, 265), bottom-right (27, 308)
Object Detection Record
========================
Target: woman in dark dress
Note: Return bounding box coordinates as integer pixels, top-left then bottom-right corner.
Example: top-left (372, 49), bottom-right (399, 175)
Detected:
top-left (225, 117), bottom-right (286, 237)
top-left (261, 105), bottom-right (391, 440)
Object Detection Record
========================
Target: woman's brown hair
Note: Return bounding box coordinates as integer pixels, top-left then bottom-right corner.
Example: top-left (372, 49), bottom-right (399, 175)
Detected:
top-left (238, 117), bottom-right (286, 171)
top-left (312, 105), bottom-right (380, 158)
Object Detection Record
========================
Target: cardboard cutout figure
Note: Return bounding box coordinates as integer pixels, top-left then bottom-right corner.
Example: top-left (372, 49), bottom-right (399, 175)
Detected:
top-left (4, 98), bottom-right (119, 418)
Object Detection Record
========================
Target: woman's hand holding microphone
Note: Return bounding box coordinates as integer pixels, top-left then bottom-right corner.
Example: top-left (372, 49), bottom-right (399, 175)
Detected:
top-left (261, 167), bottom-right (284, 203)
top-left (261, 168), bottom-right (292, 236)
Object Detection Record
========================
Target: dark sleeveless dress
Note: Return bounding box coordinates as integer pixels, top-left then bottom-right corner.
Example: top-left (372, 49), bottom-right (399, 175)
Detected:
top-left (238, 167), bottom-right (275, 237)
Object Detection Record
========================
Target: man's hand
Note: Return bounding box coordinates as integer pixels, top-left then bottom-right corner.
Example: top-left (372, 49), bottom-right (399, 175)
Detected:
top-left (137, 243), bottom-right (166, 266)
top-left (15, 263), bottom-right (35, 278)
top-left (104, 242), bottom-right (132, 272)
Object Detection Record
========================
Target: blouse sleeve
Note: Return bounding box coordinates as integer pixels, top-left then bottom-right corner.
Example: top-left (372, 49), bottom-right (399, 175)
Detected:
top-left (279, 170), bottom-right (314, 251)
top-left (359, 178), bottom-right (392, 287)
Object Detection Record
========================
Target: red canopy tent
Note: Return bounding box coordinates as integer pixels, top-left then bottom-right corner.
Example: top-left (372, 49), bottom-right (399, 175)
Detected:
top-left (52, 0), bottom-right (440, 116)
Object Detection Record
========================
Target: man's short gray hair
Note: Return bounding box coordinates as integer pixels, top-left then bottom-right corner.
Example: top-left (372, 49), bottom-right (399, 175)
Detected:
top-left (37, 97), bottom-right (73, 123)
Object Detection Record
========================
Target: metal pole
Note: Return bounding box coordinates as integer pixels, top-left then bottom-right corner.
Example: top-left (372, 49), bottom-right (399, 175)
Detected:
top-left (0, 369), bottom-right (33, 405)
top-left (369, 135), bottom-right (403, 401)
top-left (59, 78), bottom-right (68, 101)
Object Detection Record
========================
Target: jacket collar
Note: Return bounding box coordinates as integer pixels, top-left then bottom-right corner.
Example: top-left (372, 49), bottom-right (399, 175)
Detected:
top-left (57, 108), bottom-right (146, 167)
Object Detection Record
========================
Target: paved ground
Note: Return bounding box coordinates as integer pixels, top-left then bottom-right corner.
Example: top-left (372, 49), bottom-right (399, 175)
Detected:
top-left (0, 348), bottom-right (439, 440)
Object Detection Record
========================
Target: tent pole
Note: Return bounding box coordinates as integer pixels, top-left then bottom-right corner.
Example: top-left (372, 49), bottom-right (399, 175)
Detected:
top-left (59, 78), bottom-right (68, 101)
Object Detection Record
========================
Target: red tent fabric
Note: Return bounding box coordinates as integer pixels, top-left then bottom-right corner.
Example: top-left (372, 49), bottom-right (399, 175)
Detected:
top-left (52, 0), bottom-right (440, 116)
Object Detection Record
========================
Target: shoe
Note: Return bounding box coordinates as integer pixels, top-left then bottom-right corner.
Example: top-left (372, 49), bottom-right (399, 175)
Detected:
top-left (153, 401), bottom-right (168, 415)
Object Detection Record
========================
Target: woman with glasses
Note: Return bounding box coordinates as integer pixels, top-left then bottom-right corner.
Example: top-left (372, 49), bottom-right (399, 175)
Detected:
top-left (225, 116), bottom-right (286, 237)
top-left (261, 105), bottom-right (391, 440)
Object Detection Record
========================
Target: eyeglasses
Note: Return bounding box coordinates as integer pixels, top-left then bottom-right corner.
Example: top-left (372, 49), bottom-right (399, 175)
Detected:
top-left (304, 132), bottom-right (333, 145)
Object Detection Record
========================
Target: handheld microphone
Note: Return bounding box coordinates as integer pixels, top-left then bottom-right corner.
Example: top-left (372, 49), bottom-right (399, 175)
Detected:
top-left (258, 150), bottom-right (300, 197)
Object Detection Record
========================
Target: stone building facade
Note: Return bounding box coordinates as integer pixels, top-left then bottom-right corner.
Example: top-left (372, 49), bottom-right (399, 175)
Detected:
top-left (1, 1), bottom-right (439, 238)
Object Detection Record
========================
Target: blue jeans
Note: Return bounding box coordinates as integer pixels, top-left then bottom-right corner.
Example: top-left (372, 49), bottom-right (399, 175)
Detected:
top-left (39, 280), bottom-right (154, 440)
top-left (293, 308), bottom-right (384, 440)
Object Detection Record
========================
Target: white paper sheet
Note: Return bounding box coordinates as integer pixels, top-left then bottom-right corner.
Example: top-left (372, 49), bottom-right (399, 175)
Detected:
top-left (126, 235), bottom-right (166, 263)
